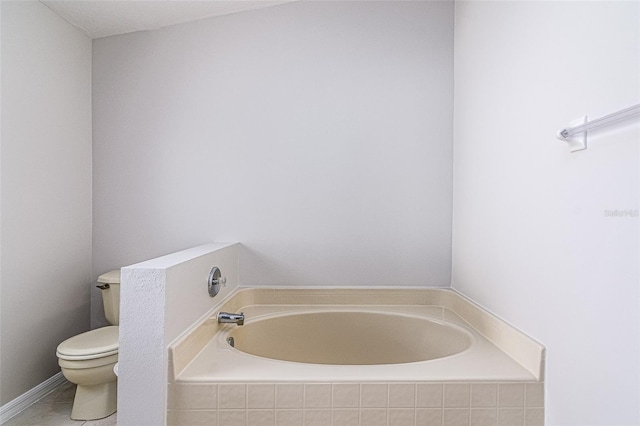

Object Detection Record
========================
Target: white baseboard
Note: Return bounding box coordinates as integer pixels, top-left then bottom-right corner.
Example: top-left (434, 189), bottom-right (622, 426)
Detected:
top-left (0, 372), bottom-right (67, 424)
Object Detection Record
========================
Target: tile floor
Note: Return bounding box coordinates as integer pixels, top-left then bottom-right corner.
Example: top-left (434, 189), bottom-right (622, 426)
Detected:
top-left (3, 381), bottom-right (116, 426)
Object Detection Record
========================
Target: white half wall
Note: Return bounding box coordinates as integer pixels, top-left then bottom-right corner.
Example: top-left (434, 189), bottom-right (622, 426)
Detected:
top-left (452, 2), bottom-right (639, 425)
top-left (118, 243), bottom-right (239, 426)
top-left (0, 1), bottom-right (92, 406)
top-left (91, 0), bottom-right (454, 326)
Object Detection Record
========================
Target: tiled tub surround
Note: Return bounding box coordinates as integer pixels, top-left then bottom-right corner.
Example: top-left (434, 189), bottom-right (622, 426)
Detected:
top-left (167, 381), bottom-right (544, 426)
top-left (168, 288), bottom-right (545, 425)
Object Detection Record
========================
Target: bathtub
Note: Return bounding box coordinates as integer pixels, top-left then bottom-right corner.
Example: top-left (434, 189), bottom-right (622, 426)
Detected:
top-left (168, 288), bottom-right (545, 425)
top-left (226, 310), bottom-right (472, 365)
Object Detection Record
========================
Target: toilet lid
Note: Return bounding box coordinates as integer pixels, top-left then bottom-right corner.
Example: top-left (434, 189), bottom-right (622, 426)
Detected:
top-left (56, 326), bottom-right (119, 360)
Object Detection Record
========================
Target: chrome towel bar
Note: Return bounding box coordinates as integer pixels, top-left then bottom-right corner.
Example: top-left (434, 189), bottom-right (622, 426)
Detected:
top-left (557, 103), bottom-right (640, 152)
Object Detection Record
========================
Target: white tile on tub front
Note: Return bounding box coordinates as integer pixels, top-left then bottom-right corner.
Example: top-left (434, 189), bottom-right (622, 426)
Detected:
top-left (417, 383), bottom-right (443, 408)
top-left (169, 383), bottom-right (217, 409)
top-left (525, 383), bottom-right (544, 408)
top-left (332, 383), bottom-right (360, 408)
top-left (498, 408), bottom-right (524, 426)
top-left (218, 384), bottom-right (247, 409)
top-left (218, 409), bottom-right (246, 425)
top-left (360, 383), bottom-right (388, 408)
top-left (247, 409), bottom-right (276, 426)
top-left (167, 384), bottom-right (182, 410)
top-left (303, 409), bottom-right (331, 426)
top-left (444, 383), bottom-right (470, 408)
top-left (248, 384), bottom-right (276, 409)
top-left (167, 410), bottom-right (218, 426)
top-left (389, 383), bottom-right (416, 408)
top-left (360, 409), bottom-right (387, 426)
top-left (304, 384), bottom-right (331, 408)
top-left (443, 408), bottom-right (470, 426)
top-left (389, 408), bottom-right (415, 426)
top-left (498, 384), bottom-right (524, 407)
top-left (416, 408), bottom-right (443, 426)
top-left (275, 409), bottom-right (303, 426)
top-left (332, 409), bottom-right (358, 426)
top-left (276, 384), bottom-right (304, 409)
top-left (471, 383), bottom-right (497, 407)
top-left (525, 408), bottom-right (544, 426)
top-left (470, 408), bottom-right (498, 426)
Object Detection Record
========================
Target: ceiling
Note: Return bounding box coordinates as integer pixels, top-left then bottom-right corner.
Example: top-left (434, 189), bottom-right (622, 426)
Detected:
top-left (41, 0), bottom-right (298, 39)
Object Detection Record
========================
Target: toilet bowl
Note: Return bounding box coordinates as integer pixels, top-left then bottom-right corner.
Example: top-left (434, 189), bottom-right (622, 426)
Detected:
top-left (56, 270), bottom-right (121, 420)
top-left (57, 326), bottom-right (119, 420)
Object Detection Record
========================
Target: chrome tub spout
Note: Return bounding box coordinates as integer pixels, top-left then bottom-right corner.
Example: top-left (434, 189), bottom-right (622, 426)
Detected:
top-left (217, 312), bottom-right (244, 326)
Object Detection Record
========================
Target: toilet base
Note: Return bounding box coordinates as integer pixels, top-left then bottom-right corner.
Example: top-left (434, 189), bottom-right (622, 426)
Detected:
top-left (71, 380), bottom-right (117, 421)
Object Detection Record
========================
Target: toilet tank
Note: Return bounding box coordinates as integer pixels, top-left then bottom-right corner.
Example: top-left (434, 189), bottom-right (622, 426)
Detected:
top-left (97, 270), bottom-right (121, 326)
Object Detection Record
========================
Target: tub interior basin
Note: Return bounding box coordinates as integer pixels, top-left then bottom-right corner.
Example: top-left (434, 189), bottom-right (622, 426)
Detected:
top-left (226, 311), bottom-right (472, 365)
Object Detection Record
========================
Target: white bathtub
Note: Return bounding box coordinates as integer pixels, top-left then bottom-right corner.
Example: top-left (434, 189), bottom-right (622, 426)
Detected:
top-left (168, 288), bottom-right (545, 426)
top-left (226, 310), bottom-right (472, 365)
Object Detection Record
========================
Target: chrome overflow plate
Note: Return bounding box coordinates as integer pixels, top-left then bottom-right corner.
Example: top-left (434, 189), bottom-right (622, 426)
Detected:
top-left (208, 266), bottom-right (226, 297)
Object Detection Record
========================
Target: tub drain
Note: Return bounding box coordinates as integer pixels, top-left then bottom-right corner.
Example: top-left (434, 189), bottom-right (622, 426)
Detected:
top-left (227, 337), bottom-right (235, 347)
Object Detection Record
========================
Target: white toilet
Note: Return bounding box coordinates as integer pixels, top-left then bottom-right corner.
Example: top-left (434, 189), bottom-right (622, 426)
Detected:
top-left (56, 270), bottom-right (121, 420)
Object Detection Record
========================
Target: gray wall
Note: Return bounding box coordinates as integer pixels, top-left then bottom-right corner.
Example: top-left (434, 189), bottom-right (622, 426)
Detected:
top-left (92, 1), bottom-right (455, 326)
top-left (0, 2), bottom-right (92, 405)
top-left (452, 1), bottom-right (639, 424)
